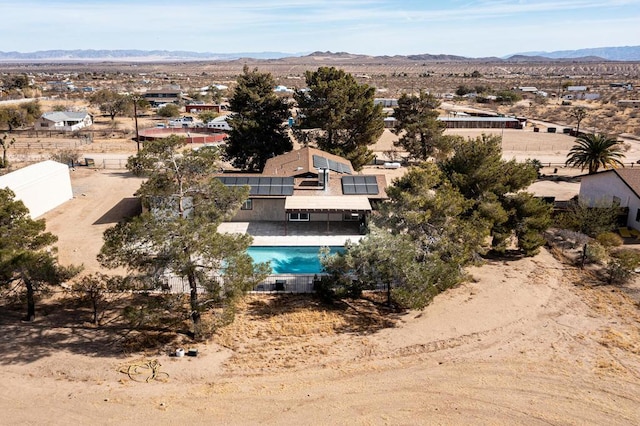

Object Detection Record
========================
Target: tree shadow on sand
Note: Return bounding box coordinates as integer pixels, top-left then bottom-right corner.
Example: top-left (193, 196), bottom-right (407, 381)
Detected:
top-left (0, 295), bottom-right (176, 365)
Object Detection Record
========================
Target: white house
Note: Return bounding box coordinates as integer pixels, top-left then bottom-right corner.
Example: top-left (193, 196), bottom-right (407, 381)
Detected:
top-left (578, 168), bottom-right (640, 230)
top-left (0, 160), bottom-right (73, 218)
top-left (35, 111), bottom-right (92, 132)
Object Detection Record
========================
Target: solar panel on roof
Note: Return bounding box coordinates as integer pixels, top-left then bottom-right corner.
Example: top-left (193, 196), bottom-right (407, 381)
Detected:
top-left (337, 163), bottom-right (350, 174)
top-left (342, 185), bottom-right (357, 195)
top-left (366, 184), bottom-right (379, 194)
top-left (354, 185), bottom-right (368, 195)
top-left (218, 175), bottom-right (294, 197)
top-left (313, 155), bottom-right (328, 169)
top-left (365, 176), bottom-right (378, 184)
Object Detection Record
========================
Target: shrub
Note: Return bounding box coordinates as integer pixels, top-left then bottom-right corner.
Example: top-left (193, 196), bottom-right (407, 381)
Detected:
top-left (584, 241), bottom-right (608, 265)
top-left (157, 104), bottom-right (180, 118)
top-left (605, 249), bottom-right (640, 284)
top-left (596, 232), bottom-right (623, 248)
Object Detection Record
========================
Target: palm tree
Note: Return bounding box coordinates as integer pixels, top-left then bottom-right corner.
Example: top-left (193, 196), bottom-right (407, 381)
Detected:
top-left (565, 133), bottom-right (625, 174)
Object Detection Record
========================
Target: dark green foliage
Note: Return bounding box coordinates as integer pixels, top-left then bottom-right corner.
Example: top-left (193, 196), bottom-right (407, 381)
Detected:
top-left (0, 188), bottom-right (80, 320)
top-left (3, 74), bottom-right (29, 90)
top-left (157, 103), bottom-right (180, 118)
top-left (89, 89), bottom-right (131, 120)
top-left (100, 136), bottom-right (269, 339)
top-left (440, 134), bottom-right (544, 253)
top-left (555, 198), bottom-right (620, 237)
top-left (495, 90), bottom-right (521, 103)
top-left (392, 91), bottom-right (456, 161)
top-left (198, 111), bottom-right (218, 123)
top-left (320, 133), bottom-right (549, 309)
top-left (225, 66), bottom-right (292, 172)
top-left (294, 67), bottom-right (384, 170)
top-left (456, 85), bottom-right (472, 96)
top-left (499, 193), bottom-right (552, 256)
top-left (1, 133), bottom-right (15, 168)
top-left (565, 133), bottom-right (625, 174)
top-left (0, 101), bottom-right (41, 132)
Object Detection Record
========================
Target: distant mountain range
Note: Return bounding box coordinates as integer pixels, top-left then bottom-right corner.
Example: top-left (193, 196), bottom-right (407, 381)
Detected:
top-left (0, 45), bottom-right (638, 62)
top-left (0, 49), bottom-right (300, 61)
top-left (506, 45), bottom-right (640, 61)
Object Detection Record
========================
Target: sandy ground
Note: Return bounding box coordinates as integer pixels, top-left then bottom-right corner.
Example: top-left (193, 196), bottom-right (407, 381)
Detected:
top-left (2, 246), bottom-right (639, 424)
top-left (2, 127), bottom-right (640, 424)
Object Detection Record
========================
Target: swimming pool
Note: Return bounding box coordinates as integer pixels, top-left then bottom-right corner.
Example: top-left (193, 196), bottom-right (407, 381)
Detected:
top-left (247, 246), bottom-right (343, 274)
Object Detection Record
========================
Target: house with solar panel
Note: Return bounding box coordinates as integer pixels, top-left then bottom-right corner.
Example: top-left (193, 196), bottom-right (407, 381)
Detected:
top-left (217, 147), bottom-right (387, 233)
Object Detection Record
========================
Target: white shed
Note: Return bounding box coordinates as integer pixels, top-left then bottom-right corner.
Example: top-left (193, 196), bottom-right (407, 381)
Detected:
top-left (0, 160), bottom-right (73, 218)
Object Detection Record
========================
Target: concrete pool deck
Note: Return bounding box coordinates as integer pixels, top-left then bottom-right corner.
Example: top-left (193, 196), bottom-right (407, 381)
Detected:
top-left (218, 221), bottom-right (364, 246)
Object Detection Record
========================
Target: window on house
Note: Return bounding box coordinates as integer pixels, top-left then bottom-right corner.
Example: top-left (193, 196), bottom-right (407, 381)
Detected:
top-left (289, 212), bottom-right (309, 221)
top-left (343, 212), bottom-right (359, 221)
top-left (241, 199), bottom-right (253, 210)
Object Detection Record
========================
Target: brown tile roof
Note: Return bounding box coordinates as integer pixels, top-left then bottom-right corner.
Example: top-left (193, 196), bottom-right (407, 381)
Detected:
top-left (262, 146), bottom-right (353, 177)
top-left (218, 147), bottom-right (388, 199)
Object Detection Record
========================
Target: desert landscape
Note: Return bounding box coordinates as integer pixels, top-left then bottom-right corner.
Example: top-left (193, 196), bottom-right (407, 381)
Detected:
top-left (1, 56), bottom-right (640, 424)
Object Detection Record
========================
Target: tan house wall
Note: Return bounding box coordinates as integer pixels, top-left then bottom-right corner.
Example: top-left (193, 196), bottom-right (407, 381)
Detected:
top-left (232, 198), bottom-right (286, 221)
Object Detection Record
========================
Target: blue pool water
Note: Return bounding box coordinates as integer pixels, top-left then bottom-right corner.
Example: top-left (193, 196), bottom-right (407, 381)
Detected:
top-left (247, 246), bottom-right (343, 274)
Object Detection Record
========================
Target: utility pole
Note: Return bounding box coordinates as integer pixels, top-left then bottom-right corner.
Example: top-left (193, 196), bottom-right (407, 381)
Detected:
top-left (132, 95), bottom-right (140, 152)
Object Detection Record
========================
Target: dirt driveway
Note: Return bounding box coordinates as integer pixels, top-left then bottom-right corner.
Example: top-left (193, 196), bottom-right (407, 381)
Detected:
top-left (42, 168), bottom-right (145, 273)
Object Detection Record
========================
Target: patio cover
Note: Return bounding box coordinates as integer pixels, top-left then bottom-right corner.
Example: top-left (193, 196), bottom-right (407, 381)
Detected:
top-left (285, 196), bottom-right (372, 212)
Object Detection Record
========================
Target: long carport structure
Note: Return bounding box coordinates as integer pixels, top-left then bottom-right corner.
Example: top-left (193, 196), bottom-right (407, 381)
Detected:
top-left (284, 195), bottom-right (372, 234)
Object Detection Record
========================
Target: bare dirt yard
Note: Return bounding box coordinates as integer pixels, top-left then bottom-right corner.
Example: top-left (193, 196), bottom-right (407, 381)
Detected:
top-left (3, 87), bottom-right (640, 422)
top-left (1, 144), bottom-right (640, 423)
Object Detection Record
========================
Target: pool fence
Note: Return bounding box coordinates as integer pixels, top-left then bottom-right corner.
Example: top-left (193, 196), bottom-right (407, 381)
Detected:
top-left (162, 274), bottom-right (386, 294)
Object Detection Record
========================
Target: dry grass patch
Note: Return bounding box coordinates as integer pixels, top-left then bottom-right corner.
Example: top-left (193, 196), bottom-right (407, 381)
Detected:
top-left (212, 294), bottom-right (397, 374)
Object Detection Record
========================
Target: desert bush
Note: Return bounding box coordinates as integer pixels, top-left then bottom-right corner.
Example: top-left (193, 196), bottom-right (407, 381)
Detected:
top-left (157, 104), bottom-right (180, 118)
top-left (584, 241), bottom-right (608, 265)
top-left (50, 148), bottom-right (81, 166)
top-left (605, 249), bottom-right (640, 284)
top-left (596, 231), bottom-right (623, 248)
top-left (555, 199), bottom-right (620, 237)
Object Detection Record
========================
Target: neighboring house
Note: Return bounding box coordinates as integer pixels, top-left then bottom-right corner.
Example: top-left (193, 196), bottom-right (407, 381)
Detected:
top-left (563, 86), bottom-right (600, 101)
top-left (617, 100), bottom-right (640, 108)
top-left (35, 111), bottom-right (93, 132)
top-left (185, 103), bottom-right (223, 114)
top-left (0, 160), bottom-right (73, 218)
top-left (579, 168), bottom-right (640, 230)
top-left (216, 147), bottom-right (387, 231)
top-left (437, 116), bottom-right (523, 129)
top-left (374, 98), bottom-right (398, 108)
top-left (144, 88), bottom-right (183, 106)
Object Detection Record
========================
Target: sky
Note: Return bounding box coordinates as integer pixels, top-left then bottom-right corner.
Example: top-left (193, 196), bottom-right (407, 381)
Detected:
top-left (1, 0), bottom-right (639, 58)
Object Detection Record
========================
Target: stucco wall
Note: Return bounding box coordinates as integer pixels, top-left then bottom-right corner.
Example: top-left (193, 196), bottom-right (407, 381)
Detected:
top-left (579, 172), bottom-right (640, 229)
top-left (231, 198), bottom-right (286, 221)
top-left (0, 160), bottom-right (73, 218)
